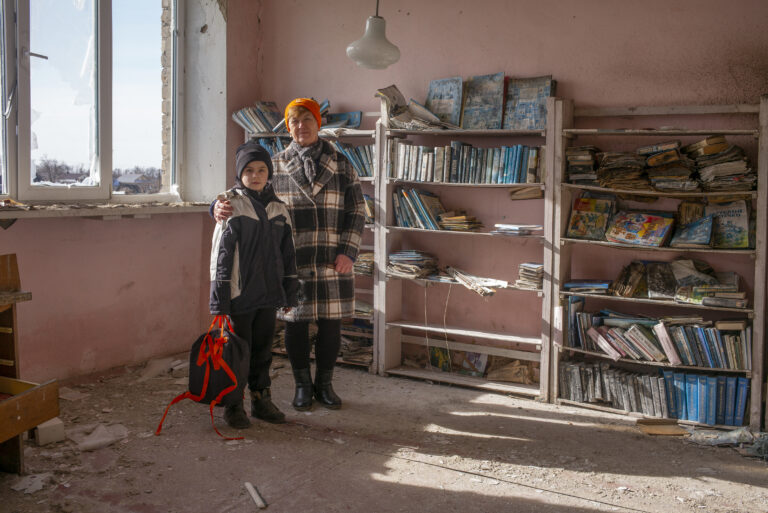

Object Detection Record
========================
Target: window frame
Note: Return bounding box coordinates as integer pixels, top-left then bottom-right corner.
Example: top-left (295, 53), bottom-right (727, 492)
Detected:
top-left (1, 0), bottom-right (181, 204)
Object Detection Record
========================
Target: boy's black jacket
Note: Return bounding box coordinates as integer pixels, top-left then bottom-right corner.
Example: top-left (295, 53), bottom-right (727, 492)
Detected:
top-left (209, 184), bottom-right (299, 315)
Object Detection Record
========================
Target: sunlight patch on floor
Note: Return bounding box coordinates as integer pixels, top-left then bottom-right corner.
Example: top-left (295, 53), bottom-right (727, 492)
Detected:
top-left (422, 422), bottom-right (531, 441)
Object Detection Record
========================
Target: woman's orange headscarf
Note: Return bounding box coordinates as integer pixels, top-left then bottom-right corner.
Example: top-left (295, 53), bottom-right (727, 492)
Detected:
top-left (284, 98), bottom-right (322, 129)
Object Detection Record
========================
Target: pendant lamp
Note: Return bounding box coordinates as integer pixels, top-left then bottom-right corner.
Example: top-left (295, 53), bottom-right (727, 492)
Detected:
top-left (346, 0), bottom-right (400, 69)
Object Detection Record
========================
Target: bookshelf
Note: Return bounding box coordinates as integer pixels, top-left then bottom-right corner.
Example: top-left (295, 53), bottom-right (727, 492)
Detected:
top-left (373, 99), bottom-right (556, 400)
top-left (246, 128), bottom-right (377, 371)
top-left (550, 97), bottom-right (767, 430)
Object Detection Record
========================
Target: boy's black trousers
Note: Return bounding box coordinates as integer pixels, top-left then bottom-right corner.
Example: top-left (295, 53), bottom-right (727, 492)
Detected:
top-left (229, 308), bottom-right (277, 391)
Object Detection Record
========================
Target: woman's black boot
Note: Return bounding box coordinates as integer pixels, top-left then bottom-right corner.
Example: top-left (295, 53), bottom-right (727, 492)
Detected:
top-left (314, 368), bottom-right (342, 409)
top-left (292, 368), bottom-right (314, 411)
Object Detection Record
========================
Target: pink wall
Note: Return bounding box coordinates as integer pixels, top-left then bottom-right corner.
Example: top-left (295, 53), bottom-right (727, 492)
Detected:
top-left (256, 0), bottom-right (768, 111)
top-left (6, 214), bottom-right (212, 382)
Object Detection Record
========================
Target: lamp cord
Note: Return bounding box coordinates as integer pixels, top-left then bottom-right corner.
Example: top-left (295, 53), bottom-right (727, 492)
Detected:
top-left (375, 0), bottom-right (379, 16)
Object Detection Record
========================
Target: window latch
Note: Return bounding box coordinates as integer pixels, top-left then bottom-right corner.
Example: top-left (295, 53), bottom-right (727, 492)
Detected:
top-left (3, 81), bottom-right (16, 118)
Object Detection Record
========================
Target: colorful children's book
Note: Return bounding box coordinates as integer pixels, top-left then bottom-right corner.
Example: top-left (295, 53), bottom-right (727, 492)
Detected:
top-left (669, 215), bottom-right (714, 248)
top-left (704, 200), bottom-right (749, 249)
top-left (502, 75), bottom-right (556, 130)
top-left (458, 351), bottom-right (488, 377)
top-left (428, 346), bottom-right (452, 372)
top-left (460, 72), bottom-right (505, 129)
top-left (566, 210), bottom-right (610, 240)
top-left (604, 211), bottom-right (675, 247)
top-left (425, 76), bottom-right (463, 126)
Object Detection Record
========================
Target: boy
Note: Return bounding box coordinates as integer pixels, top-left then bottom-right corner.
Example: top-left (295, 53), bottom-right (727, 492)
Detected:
top-left (210, 140), bottom-right (299, 429)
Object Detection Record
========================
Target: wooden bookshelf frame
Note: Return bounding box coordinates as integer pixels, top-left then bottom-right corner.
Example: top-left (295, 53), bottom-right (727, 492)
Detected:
top-left (373, 99), bottom-right (555, 401)
top-left (550, 96), bottom-right (767, 430)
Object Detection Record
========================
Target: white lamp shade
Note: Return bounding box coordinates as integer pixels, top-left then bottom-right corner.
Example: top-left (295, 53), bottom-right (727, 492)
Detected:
top-left (346, 16), bottom-right (400, 70)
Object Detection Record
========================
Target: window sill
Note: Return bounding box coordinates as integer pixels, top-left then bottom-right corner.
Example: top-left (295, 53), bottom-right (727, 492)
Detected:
top-left (0, 201), bottom-right (210, 220)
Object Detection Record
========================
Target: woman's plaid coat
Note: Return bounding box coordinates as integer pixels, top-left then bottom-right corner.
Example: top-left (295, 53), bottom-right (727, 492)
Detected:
top-left (271, 140), bottom-right (366, 321)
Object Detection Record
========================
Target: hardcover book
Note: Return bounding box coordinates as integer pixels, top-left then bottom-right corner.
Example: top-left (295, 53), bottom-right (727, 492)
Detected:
top-left (460, 72), bottom-right (505, 129)
top-left (425, 76), bottom-right (463, 126)
top-left (502, 75), bottom-right (556, 130)
top-left (604, 211), bottom-right (675, 247)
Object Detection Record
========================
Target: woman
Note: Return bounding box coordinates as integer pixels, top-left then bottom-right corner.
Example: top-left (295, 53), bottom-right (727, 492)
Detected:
top-left (214, 98), bottom-right (365, 411)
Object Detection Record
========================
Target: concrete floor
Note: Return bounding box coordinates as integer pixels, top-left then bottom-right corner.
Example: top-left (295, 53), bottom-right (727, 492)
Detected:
top-left (3, 355), bottom-right (768, 512)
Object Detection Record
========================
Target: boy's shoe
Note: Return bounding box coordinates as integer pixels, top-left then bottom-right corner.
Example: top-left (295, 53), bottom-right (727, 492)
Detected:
top-left (250, 388), bottom-right (286, 424)
top-left (224, 402), bottom-right (251, 429)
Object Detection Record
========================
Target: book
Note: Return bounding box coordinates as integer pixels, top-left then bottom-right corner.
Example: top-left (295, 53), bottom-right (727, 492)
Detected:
top-left (652, 322), bottom-right (682, 365)
top-left (734, 376), bottom-right (750, 426)
top-left (662, 370), bottom-right (677, 418)
top-left (715, 375), bottom-right (726, 425)
top-left (324, 111), bottom-right (362, 129)
top-left (705, 200), bottom-right (749, 249)
top-left (424, 76), bottom-right (463, 126)
top-left (673, 372), bottom-right (687, 420)
top-left (685, 374), bottom-right (699, 422)
top-left (697, 375), bottom-right (708, 424)
top-left (566, 210), bottom-right (609, 240)
top-left (604, 211), bottom-right (675, 247)
top-left (724, 375), bottom-right (737, 425)
top-left (428, 346), bottom-right (451, 372)
top-left (636, 140), bottom-right (681, 156)
top-left (458, 351), bottom-right (488, 377)
top-left (645, 262), bottom-right (677, 299)
top-left (460, 72), bottom-right (505, 129)
top-left (502, 75), bottom-right (556, 130)
top-left (587, 327), bottom-right (622, 360)
top-left (705, 376), bottom-right (717, 426)
top-left (669, 215), bottom-right (714, 248)
top-left (681, 135), bottom-right (727, 154)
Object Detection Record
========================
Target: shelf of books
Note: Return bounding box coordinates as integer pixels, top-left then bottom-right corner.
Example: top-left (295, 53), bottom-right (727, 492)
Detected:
top-left (550, 96), bottom-right (768, 430)
top-left (373, 79), bottom-right (556, 400)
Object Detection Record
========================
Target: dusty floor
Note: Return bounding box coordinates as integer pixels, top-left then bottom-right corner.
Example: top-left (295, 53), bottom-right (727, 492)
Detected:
top-left (2, 355), bottom-right (767, 513)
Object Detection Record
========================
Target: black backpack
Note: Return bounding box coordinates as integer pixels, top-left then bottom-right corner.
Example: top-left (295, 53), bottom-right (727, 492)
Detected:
top-left (156, 315), bottom-right (249, 439)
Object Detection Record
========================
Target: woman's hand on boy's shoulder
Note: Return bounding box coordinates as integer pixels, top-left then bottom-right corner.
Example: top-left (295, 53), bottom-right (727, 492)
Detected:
top-left (214, 199), bottom-right (234, 223)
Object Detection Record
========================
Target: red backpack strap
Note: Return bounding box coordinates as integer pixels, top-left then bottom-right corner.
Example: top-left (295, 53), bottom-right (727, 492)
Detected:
top-left (155, 316), bottom-right (243, 440)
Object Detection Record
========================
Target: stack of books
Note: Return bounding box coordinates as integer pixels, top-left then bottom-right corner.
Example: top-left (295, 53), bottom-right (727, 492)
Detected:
top-left (386, 250), bottom-right (439, 279)
top-left (682, 136), bottom-right (756, 191)
top-left (563, 279), bottom-right (611, 294)
top-left (490, 223), bottom-right (543, 236)
top-left (353, 252), bottom-right (374, 276)
top-left (438, 211), bottom-right (483, 231)
top-left (597, 152), bottom-right (648, 189)
top-left (638, 140), bottom-right (698, 192)
top-left (232, 101), bottom-right (285, 134)
top-left (340, 319), bottom-right (373, 365)
top-left (565, 146), bottom-right (599, 185)
top-left (515, 262), bottom-right (543, 290)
